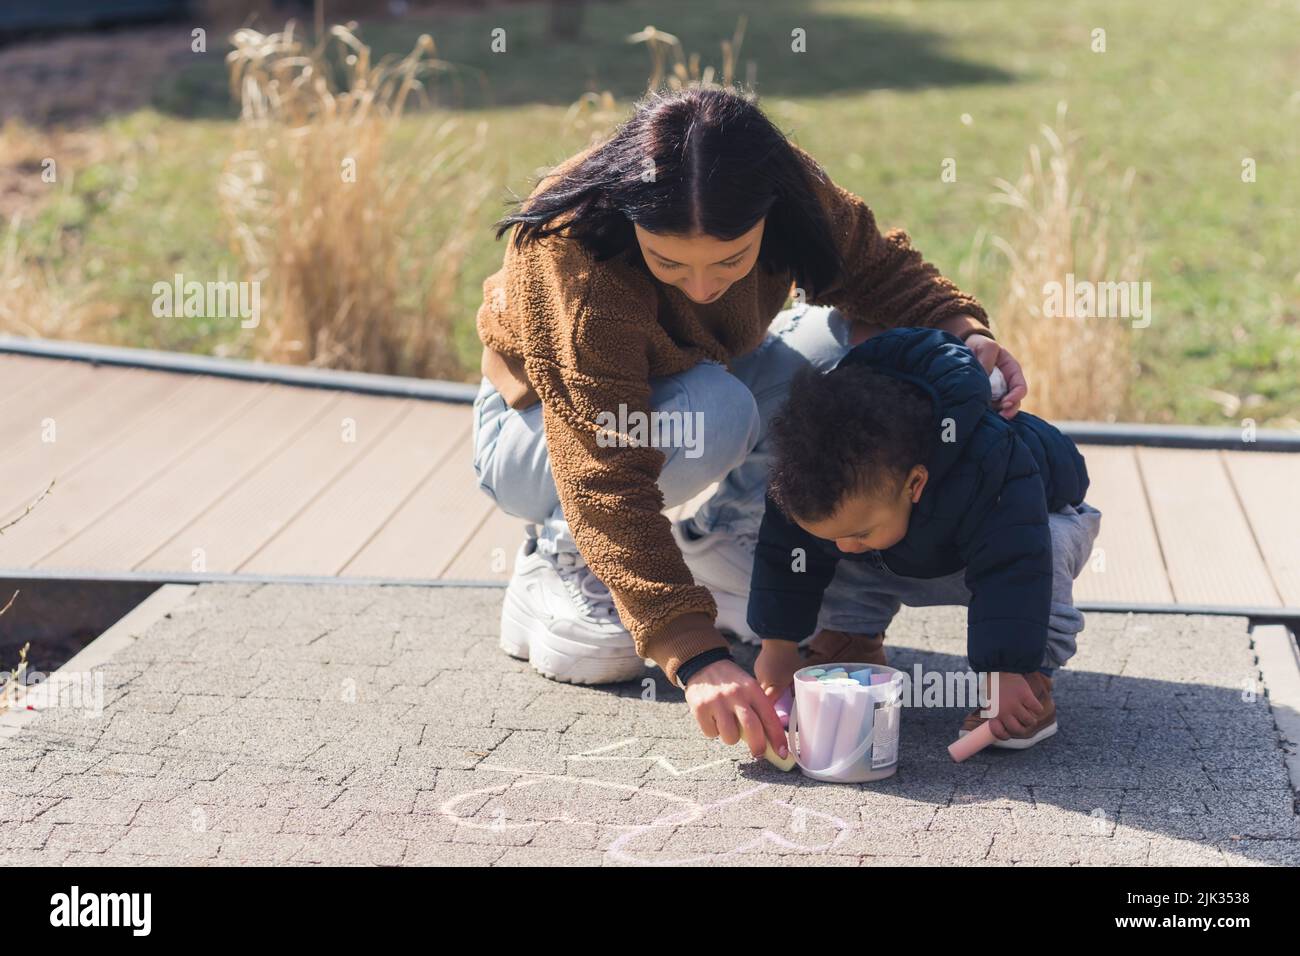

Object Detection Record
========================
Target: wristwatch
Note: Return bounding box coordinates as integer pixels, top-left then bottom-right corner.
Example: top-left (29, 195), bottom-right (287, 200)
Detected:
top-left (673, 647), bottom-right (733, 689)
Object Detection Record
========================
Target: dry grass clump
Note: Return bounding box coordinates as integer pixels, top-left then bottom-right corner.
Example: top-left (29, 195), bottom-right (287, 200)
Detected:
top-left (221, 20), bottom-right (489, 378)
top-left (0, 485), bottom-right (47, 715)
top-left (0, 631), bottom-right (29, 717)
top-left (964, 102), bottom-right (1144, 421)
top-left (628, 17), bottom-right (753, 92)
top-left (564, 17), bottom-right (756, 143)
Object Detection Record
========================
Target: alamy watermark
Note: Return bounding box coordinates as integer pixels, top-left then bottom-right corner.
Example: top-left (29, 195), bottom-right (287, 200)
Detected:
top-left (888, 665), bottom-right (998, 713)
top-left (151, 273), bottom-right (260, 328)
top-left (1042, 273), bottom-right (1151, 329)
top-left (2, 669), bottom-right (104, 719)
top-left (595, 403), bottom-right (704, 458)
top-left (50, 886), bottom-right (150, 936)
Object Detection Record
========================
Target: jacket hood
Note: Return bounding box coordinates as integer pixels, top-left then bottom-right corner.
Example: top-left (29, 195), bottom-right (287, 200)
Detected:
top-left (833, 327), bottom-right (992, 486)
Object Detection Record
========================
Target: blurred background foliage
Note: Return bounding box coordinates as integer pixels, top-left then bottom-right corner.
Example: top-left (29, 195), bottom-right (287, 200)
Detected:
top-left (0, 0), bottom-right (1296, 426)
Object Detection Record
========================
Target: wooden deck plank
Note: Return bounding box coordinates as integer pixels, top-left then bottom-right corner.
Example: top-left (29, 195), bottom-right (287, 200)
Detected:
top-left (136, 391), bottom-right (407, 574)
top-left (0, 366), bottom-right (197, 525)
top-left (1072, 445), bottom-right (1174, 604)
top-left (241, 401), bottom-right (467, 576)
top-left (0, 360), bottom-right (110, 452)
top-left (439, 505), bottom-right (526, 582)
top-left (37, 383), bottom-right (335, 572)
top-left (5, 355), bottom-right (1297, 608)
top-left (1222, 450), bottom-right (1300, 606)
top-left (343, 428), bottom-right (495, 579)
top-left (1136, 447), bottom-right (1281, 607)
top-left (0, 354), bottom-right (67, 407)
top-left (0, 374), bottom-right (264, 568)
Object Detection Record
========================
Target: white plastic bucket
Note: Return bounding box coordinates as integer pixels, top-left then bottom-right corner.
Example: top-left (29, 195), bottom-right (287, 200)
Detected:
top-left (788, 662), bottom-right (904, 783)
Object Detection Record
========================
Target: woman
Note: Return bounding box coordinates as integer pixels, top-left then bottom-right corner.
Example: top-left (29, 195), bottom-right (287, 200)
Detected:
top-left (471, 86), bottom-right (1026, 757)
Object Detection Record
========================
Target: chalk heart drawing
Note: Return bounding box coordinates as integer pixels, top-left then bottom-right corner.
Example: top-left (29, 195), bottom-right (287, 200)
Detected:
top-left (437, 738), bottom-right (854, 865)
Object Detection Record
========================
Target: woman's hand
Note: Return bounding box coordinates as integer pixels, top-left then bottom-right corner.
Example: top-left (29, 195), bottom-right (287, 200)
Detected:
top-left (965, 334), bottom-right (1027, 419)
top-left (684, 657), bottom-right (790, 760)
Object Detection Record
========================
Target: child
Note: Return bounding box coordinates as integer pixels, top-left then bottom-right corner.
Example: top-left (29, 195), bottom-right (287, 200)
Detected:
top-left (748, 327), bottom-right (1101, 747)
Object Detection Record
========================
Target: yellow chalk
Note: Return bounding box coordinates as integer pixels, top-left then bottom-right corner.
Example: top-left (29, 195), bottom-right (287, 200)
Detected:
top-left (763, 739), bottom-right (798, 772)
top-left (736, 728), bottom-right (797, 772)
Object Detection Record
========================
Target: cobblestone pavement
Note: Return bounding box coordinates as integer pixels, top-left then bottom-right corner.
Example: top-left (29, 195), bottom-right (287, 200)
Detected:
top-left (2, 584), bottom-right (1296, 866)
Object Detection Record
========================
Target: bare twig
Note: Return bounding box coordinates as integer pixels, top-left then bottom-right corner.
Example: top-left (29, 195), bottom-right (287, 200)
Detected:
top-left (0, 479), bottom-right (54, 536)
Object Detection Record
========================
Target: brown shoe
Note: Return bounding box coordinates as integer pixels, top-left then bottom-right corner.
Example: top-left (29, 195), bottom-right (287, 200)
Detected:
top-left (959, 671), bottom-right (1057, 749)
top-left (801, 629), bottom-right (887, 669)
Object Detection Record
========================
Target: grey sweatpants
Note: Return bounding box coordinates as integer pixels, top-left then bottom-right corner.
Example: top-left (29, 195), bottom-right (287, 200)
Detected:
top-left (814, 502), bottom-right (1103, 672)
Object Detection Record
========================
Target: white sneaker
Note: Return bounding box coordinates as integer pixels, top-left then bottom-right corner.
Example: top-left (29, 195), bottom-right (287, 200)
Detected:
top-left (499, 534), bottom-right (648, 684)
top-left (670, 517), bottom-right (760, 645)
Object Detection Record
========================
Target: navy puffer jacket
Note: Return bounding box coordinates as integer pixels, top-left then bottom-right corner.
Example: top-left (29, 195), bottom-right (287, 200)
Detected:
top-left (746, 327), bottom-right (1090, 674)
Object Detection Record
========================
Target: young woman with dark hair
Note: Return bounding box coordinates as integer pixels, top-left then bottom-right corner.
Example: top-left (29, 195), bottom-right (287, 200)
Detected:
top-left (471, 85), bottom-right (1027, 760)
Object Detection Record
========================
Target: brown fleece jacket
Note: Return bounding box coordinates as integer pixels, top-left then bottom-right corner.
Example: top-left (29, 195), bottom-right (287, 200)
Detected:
top-left (475, 142), bottom-right (991, 686)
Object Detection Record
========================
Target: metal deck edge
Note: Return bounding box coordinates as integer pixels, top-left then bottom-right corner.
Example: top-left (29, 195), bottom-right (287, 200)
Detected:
top-left (4, 336), bottom-right (1299, 450)
top-left (0, 335), bottom-right (481, 403)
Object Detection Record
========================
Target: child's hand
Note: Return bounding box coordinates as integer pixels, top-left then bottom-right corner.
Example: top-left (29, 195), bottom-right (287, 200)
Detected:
top-left (754, 639), bottom-right (803, 702)
top-left (684, 658), bottom-right (789, 761)
top-left (983, 671), bottom-right (1045, 740)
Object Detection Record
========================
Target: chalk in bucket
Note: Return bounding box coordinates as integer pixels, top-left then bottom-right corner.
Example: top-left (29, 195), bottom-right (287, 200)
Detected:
top-left (787, 662), bottom-right (904, 782)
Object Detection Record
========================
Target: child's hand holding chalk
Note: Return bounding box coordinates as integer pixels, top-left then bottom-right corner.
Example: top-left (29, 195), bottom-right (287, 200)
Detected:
top-left (948, 672), bottom-right (1045, 761)
top-left (984, 672), bottom-right (1045, 740)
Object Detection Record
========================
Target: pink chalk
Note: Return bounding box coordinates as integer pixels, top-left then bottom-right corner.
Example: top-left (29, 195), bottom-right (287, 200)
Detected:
top-left (948, 721), bottom-right (997, 762)
top-left (774, 687), bottom-right (794, 728)
top-left (829, 682), bottom-right (871, 763)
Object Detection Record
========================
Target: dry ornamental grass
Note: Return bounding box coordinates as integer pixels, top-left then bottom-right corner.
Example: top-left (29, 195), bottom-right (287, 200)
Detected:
top-left (963, 102), bottom-right (1144, 422)
top-left (221, 20), bottom-right (490, 378)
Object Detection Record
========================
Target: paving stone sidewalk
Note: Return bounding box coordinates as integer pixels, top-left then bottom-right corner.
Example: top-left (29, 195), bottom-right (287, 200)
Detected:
top-left (1, 583), bottom-right (1297, 866)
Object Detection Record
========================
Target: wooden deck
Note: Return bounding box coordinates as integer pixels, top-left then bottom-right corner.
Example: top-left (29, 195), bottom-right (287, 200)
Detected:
top-left (1, 353), bottom-right (1297, 610)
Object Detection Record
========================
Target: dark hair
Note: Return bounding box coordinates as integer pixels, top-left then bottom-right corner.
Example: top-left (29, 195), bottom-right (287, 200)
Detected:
top-left (768, 364), bottom-right (937, 522)
top-left (492, 86), bottom-right (842, 299)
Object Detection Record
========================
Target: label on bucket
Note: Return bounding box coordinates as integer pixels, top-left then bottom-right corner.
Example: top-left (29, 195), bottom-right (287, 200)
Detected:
top-left (871, 699), bottom-right (900, 769)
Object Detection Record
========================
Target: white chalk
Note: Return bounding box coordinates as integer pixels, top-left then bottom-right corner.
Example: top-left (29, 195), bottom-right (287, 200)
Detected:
top-left (989, 366), bottom-right (1008, 402)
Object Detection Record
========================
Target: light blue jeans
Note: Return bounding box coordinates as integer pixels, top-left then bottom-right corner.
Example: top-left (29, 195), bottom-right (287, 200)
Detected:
top-left (471, 304), bottom-right (856, 550)
top-left (470, 304), bottom-right (1098, 669)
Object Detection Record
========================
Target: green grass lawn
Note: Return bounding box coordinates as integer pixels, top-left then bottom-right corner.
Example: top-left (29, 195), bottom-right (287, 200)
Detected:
top-left (16, 0), bottom-right (1300, 426)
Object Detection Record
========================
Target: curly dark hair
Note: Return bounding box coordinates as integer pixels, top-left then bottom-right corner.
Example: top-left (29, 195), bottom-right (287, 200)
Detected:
top-left (768, 363), bottom-right (937, 522)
